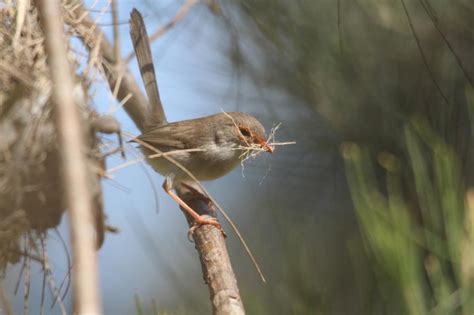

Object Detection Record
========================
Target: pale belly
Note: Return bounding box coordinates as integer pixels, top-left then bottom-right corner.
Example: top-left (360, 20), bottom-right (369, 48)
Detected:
top-left (141, 144), bottom-right (242, 184)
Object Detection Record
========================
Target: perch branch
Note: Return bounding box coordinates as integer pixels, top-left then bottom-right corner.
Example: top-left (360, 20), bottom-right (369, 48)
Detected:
top-left (177, 185), bottom-right (245, 315)
top-left (36, 0), bottom-right (101, 314)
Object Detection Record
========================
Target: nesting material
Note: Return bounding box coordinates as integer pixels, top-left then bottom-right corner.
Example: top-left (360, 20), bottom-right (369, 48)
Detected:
top-left (0, 2), bottom-right (106, 269)
top-left (220, 111), bottom-right (295, 168)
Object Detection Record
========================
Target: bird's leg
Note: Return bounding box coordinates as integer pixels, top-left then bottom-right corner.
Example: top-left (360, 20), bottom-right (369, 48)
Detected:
top-left (162, 178), bottom-right (221, 236)
top-left (181, 182), bottom-right (215, 210)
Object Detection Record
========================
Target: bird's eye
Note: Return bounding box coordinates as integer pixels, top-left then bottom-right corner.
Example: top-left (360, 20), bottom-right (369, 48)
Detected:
top-left (239, 127), bottom-right (251, 137)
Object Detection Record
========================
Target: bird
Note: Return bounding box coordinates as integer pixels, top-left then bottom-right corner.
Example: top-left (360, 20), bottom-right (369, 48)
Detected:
top-left (129, 9), bottom-right (272, 232)
top-left (132, 112), bottom-right (273, 230)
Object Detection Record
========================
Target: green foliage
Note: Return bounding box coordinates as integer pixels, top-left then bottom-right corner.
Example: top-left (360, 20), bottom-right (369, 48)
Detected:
top-left (342, 114), bottom-right (473, 314)
top-left (222, 1), bottom-right (473, 312)
top-left (225, 0), bottom-right (473, 151)
top-left (134, 294), bottom-right (186, 315)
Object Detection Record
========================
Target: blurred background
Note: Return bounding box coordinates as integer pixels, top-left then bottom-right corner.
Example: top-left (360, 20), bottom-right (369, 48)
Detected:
top-left (3, 0), bottom-right (474, 314)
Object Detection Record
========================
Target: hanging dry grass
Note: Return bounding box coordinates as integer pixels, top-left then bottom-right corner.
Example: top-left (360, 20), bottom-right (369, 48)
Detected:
top-left (0, 1), bottom-right (108, 273)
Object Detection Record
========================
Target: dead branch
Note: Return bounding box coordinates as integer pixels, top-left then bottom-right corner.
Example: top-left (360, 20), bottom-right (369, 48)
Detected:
top-left (64, 1), bottom-right (149, 131)
top-left (177, 185), bottom-right (245, 315)
top-left (36, 0), bottom-right (101, 314)
top-left (111, 0), bottom-right (120, 66)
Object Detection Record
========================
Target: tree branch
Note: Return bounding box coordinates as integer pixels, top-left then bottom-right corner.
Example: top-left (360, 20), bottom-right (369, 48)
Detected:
top-left (176, 185), bottom-right (245, 315)
top-left (65, 1), bottom-right (149, 131)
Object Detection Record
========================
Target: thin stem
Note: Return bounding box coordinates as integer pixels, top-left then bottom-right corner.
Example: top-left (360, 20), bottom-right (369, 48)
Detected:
top-left (37, 0), bottom-right (101, 313)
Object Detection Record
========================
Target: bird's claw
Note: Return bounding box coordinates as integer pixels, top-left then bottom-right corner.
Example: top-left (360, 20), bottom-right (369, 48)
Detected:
top-left (187, 216), bottom-right (226, 241)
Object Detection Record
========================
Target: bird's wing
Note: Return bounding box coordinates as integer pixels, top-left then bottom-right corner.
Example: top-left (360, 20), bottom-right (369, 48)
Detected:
top-left (135, 121), bottom-right (199, 150)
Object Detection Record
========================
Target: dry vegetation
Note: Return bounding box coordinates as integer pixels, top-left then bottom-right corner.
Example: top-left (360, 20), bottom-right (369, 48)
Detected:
top-left (0, 1), bottom-right (108, 305)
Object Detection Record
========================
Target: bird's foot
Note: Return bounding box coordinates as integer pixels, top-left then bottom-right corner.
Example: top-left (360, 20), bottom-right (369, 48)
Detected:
top-left (187, 215), bottom-right (226, 241)
top-left (181, 182), bottom-right (215, 210)
top-left (162, 179), bottom-right (225, 240)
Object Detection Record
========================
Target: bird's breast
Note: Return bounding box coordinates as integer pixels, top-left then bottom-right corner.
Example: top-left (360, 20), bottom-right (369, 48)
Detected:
top-left (142, 142), bottom-right (241, 183)
top-left (192, 142), bottom-right (241, 180)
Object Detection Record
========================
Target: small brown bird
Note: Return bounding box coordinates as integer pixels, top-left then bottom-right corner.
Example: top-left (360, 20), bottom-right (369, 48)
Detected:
top-left (135, 112), bottom-right (273, 229)
top-left (129, 9), bottom-right (272, 231)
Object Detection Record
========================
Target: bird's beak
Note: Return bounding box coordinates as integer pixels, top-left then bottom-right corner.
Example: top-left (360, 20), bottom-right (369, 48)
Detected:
top-left (256, 138), bottom-right (273, 153)
top-left (263, 142), bottom-right (274, 153)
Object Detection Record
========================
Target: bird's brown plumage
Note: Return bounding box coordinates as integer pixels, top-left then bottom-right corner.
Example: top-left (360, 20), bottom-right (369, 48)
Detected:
top-left (134, 112), bottom-right (269, 185)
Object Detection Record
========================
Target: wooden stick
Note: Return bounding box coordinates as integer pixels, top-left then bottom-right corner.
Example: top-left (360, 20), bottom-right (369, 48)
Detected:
top-left (37, 1), bottom-right (101, 314)
top-left (177, 185), bottom-right (245, 315)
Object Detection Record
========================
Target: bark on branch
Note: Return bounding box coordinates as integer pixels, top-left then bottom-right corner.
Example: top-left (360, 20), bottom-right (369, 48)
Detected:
top-left (176, 185), bottom-right (245, 315)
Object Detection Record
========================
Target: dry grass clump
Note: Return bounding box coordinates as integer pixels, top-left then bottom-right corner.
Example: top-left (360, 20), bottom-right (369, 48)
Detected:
top-left (0, 1), bottom-right (105, 270)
